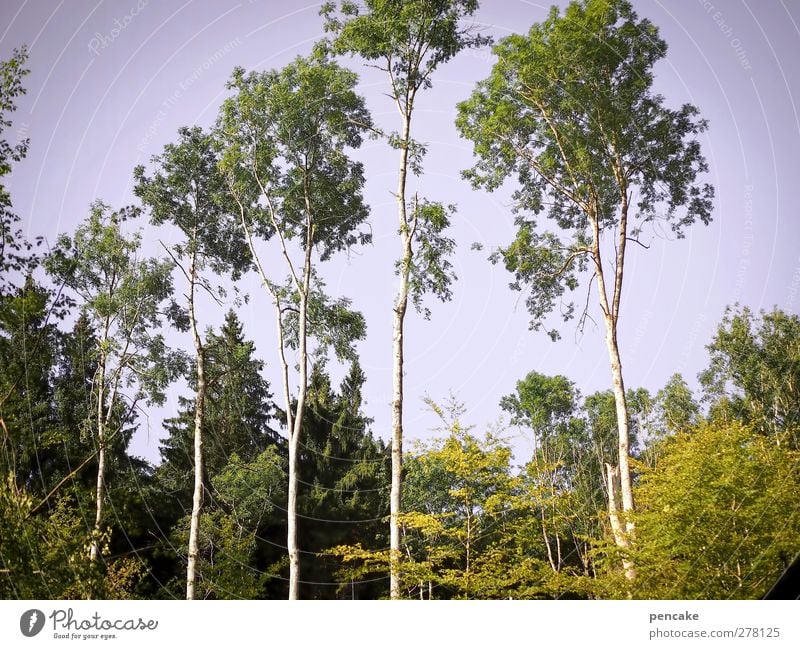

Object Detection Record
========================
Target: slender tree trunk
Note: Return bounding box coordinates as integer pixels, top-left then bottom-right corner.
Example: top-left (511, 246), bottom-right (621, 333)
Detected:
top-left (592, 206), bottom-right (635, 580)
top-left (236, 174), bottom-right (310, 600)
top-left (390, 110), bottom-right (413, 600)
top-left (88, 334), bottom-right (110, 600)
top-left (287, 387), bottom-right (301, 600)
top-left (542, 511), bottom-right (557, 573)
top-left (287, 432), bottom-right (300, 599)
top-left (275, 306), bottom-right (293, 436)
top-left (89, 349), bottom-right (107, 566)
top-left (605, 463), bottom-right (635, 582)
top-left (273, 297), bottom-right (297, 597)
top-left (555, 521), bottom-right (562, 571)
top-left (465, 507), bottom-right (472, 598)
top-left (390, 268), bottom-right (408, 598)
top-left (601, 314), bottom-right (636, 581)
top-left (610, 191), bottom-right (635, 527)
top-left (288, 225), bottom-right (314, 601)
top-left (604, 323), bottom-right (634, 518)
top-left (544, 463), bottom-right (562, 573)
top-left (186, 249), bottom-right (205, 600)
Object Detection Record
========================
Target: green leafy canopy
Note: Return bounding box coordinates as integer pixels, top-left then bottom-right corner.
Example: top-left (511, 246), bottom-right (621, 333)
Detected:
top-left (134, 125), bottom-right (251, 280)
top-left (45, 202), bottom-right (185, 405)
top-left (217, 53), bottom-right (373, 261)
top-left (321, 0), bottom-right (491, 102)
top-left (456, 0), bottom-right (714, 337)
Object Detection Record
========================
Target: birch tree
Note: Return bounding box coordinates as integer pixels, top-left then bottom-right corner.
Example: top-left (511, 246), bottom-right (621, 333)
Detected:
top-left (321, 0), bottom-right (489, 598)
top-left (456, 0), bottom-right (713, 579)
top-left (501, 372), bottom-right (601, 579)
top-left (46, 203), bottom-right (181, 579)
top-left (133, 126), bottom-right (249, 600)
top-left (217, 54), bottom-right (371, 599)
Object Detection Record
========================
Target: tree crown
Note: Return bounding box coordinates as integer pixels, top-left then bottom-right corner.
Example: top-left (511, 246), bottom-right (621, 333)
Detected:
top-left (456, 0), bottom-right (714, 336)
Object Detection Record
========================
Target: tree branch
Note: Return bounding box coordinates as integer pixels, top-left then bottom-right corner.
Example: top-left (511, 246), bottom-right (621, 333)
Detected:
top-left (626, 236), bottom-right (651, 250)
top-left (577, 271), bottom-right (597, 337)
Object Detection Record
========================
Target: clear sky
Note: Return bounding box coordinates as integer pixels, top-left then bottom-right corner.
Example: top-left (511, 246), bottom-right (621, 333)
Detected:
top-left (2, 0), bottom-right (798, 464)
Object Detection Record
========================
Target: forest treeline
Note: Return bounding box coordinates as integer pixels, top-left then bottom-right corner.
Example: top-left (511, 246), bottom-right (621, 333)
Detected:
top-left (1, 0), bottom-right (799, 600)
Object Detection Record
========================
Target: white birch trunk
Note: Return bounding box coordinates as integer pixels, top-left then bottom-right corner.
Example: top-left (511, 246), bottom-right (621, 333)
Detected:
top-left (186, 248), bottom-right (205, 600)
top-left (605, 322), bottom-right (635, 520)
top-left (605, 463), bottom-right (635, 581)
top-left (542, 512), bottom-right (557, 573)
top-left (390, 111), bottom-right (413, 600)
top-left (592, 203), bottom-right (636, 580)
top-left (89, 349), bottom-right (106, 566)
top-left (288, 222), bottom-right (314, 601)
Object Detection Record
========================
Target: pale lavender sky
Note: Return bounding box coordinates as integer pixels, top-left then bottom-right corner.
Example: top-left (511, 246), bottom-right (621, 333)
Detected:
top-left (2, 0), bottom-right (798, 463)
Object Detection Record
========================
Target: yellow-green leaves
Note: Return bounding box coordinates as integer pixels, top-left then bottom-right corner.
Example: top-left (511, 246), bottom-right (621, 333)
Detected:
top-left (631, 420), bottom-right (800, 598)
